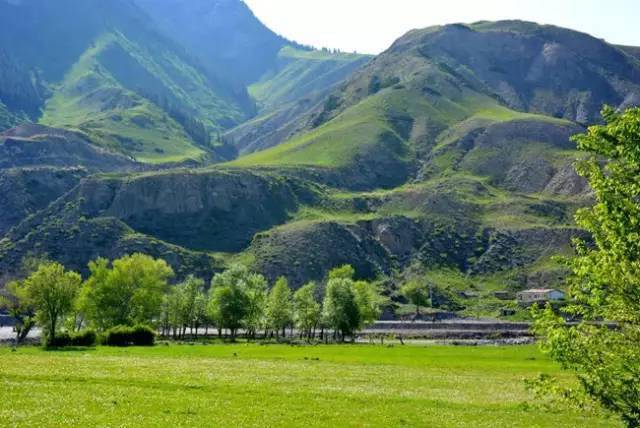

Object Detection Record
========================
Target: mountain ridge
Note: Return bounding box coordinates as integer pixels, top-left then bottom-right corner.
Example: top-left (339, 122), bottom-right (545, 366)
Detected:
top-left (1, 14), bottom-right (639, 318)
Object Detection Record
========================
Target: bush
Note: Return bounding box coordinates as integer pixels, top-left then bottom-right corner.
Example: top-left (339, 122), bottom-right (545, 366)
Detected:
top-left (71, 329), bottom-right (97, 347)
top-left (104, 325), bottom-right (156, 347)
top-left (46, 330), bottom-right (97, 347)
top-left (131, 325), bottom-right (155, 346)
top-left (46, 332), bottom-right (71, 348)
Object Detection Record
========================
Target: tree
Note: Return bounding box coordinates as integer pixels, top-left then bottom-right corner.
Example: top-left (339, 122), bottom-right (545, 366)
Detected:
top-left (400, 280), bottom-right (431, 317)
top-left (534, 107), bottom-right (640, 427)
top-left (178, 275), bottom-right (206, 337)
top-left (208, 285), bottom-right (247, 340)
top-left (322, 267), bottom-right (360, 341)
top-left (207, 265), bottom-right (252, 340)
top-left (266, 277), bottom-right (293, 338)
top-left (243, 273), bottom-right (267, 339)
top-left (0, 280), bottom-right (36, 345)
top-left (0, 255), bottom-right (47, 345)
top-left (23, 262), bottom-right (82, 345)
top-left (79, 254), bottom-right (174, 330)
top-left (353, 280), bottom-right (385, 329)
top-left (293, 282), bottom-right (321, 340)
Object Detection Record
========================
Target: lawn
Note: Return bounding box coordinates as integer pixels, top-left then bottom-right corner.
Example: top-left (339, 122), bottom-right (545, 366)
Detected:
top-left (0, 344), bottom-right (618, 427)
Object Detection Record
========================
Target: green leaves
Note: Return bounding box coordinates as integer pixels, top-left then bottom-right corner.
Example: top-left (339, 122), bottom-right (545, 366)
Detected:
top-left (79, 254), bottom-right (174, 329)
top-left (322, 265), bottom-right (384, 339)
top-left (265, 277), bottom-right (293, 334)
top-left (23, 261), bottom-right (82, 344)
top-left (535, 107), bottom-right (640, 427)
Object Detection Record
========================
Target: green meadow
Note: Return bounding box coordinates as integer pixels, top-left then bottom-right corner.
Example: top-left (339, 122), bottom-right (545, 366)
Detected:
top-left (0, 344), bottom-right (618, 427)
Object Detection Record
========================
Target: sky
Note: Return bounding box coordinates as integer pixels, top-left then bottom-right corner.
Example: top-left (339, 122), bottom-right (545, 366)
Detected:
top-left (243, 0), bottom-right (640, 54)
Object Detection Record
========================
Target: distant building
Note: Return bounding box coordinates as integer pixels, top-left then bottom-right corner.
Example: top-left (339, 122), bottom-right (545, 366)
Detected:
top-left (517, 289), bottom-right (566, 306)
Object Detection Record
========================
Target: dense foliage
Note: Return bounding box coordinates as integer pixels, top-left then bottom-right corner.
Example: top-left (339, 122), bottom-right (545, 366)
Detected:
top-left (78, 255), bottom-right (174, 330)
top-left (534, 107), bottom-right (640, 427)
top-left (3, 254), bottom-right (384, 346)
top-left (22, 262), bottom-right (82, 345)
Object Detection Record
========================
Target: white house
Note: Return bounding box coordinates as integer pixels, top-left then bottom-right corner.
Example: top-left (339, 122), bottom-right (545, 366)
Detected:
top-left (517, 289), bottom-right (566, 306)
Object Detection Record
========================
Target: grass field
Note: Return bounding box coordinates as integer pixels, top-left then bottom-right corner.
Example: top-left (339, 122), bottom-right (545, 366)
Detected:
top-left (0, 344), bottom-right (618, 427)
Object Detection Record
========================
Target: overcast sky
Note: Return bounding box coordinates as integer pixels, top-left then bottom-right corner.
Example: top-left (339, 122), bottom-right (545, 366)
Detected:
top-left (243, 0), bottom-right (640, 54)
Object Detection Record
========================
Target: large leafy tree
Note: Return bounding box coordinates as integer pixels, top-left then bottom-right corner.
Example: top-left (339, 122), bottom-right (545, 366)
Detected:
top-left (534, 107), bottom-right (640, 427)
top-left (293, 282), bottom-right (321, 340)
top-left (0, 280), bottom-right (36, 345)
top-left (322, 266), bottom-right (361, 341)
top-left (207, 264), bottom-right (252, 340)
top-left (265, 277), bottom-right (293, 338)
top-left (243, 273), bottom-right (267, 339)
top-left (23, 262), bottom-right (82, 344)
top-left (353, 280), bottom-right (385, 329)
top-left (79, 254), bottom-right (174, 329)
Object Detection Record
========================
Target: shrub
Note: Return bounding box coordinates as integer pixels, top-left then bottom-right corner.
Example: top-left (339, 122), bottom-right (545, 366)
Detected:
top-left (131, 325), bottom-right (155, 346)
top-left (46, 332), bottom-right (71, 348)
top-left (104, 326), bottom-right (132, 347)
top-left (104, 325), bottom-right (156, 347)
top-left (71, 330), bottom-right (97, 347)
top-left (45, 330), bottom-right (97, 347)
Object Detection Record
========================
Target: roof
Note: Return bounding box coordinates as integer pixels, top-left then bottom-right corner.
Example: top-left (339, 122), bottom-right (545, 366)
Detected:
top-left (519, 289), bottom-right (563, 293)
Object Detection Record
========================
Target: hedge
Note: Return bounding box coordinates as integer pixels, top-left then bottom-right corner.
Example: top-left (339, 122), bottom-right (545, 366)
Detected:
top-left (103, 325), bottom-right (155, 347)
top-left (46, 330), bottom-right (97, 347)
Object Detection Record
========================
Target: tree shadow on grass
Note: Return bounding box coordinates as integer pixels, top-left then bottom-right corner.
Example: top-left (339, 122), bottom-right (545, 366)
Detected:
top-left (44, 346), bottom-right (98, 352)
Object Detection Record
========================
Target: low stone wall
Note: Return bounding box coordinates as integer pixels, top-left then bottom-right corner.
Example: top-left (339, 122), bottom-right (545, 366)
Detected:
top-left (368, 321), bottom-right (531, 331)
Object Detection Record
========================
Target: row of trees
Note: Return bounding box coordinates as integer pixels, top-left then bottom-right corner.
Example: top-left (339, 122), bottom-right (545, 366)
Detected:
top-left (161, 264), bottom-right (385, 341)
top-left (1, 255), bottom-right (386, 345)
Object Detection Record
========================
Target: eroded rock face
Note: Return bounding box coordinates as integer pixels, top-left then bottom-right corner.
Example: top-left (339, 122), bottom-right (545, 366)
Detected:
top-left (1, 168), bottom-right (322, 279)
top-left (250, 221), bottom-right (392, 288)
top-left (249, 212), bottom-right (586, 289)
top-left (407, 23), bottom-right (640, 123)
top-left (0, 216), bottom-right (219, 281)
top-left (65, 169), bottom-right (319, 252)
top-left (469, 227), bottom-right (587, 274)
top-left (0, 124), bottom-right (140, 172)
top-left (0, 166), bottom-right (86, 236)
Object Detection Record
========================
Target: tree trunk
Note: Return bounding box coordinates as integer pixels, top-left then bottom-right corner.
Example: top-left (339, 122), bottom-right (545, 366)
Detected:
top-left (49, 315), bottom-right (57, 345)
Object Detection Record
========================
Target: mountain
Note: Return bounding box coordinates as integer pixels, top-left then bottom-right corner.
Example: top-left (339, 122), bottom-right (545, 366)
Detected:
top-left (2, 16), bottom-right (640, 318)
top-left (227, 47), bottom-right (371, 154)
top-left (221, 21), bottom-right (639, 305)
top-left (0, 0), bottom-right (250, 164)
top-left (134, 0), bottom-right (371, 155)
top-left (0, 0), bottom-right (369, 164)
top-left (232, 22), bottom-right (640, 186)
top-left (134, 0), bottom-right (287, 87)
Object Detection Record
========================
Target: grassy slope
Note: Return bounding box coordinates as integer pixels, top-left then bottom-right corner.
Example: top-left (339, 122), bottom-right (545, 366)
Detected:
top-left (230, 87), bottom-right (569, 169)
top-left (0, 344), bottom-right (617, 427)
top-left (249, 46), bottom-right (369, 112)
top-left (0, 0), bottom-right (250, 164)
top-left (231, 92), bottom-right (397, 168)
top-left (39, 32), bottom-right (244, 163)
top-left (225, 83), bottom-right (585, 313)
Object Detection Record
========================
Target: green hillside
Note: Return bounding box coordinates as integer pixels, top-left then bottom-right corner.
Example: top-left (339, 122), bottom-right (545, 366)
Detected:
top-left (38, 32), bottom-right (226, 163)
top-left (0, 0), bottom-right (249, 164)
top-left (226, 46), bottom-right (370, 154)
top-left (249, 46), bottom-right (370, 112)
top-left (2, 18), bottom-right (640, 319)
